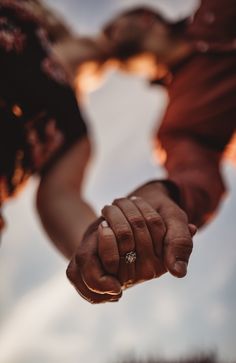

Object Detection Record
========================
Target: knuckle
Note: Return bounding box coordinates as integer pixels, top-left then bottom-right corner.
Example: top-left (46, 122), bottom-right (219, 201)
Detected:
top-left (176, 244), bottom-right (193, 256)
top-left (101, 233), bottom-right (114, 244)
top-left (101, 205), bottom-right (111, 215)
top-left (113, 198), bottom-right (126, 205)
top-left (146, 214), bottom-right (165, 230)
top-left (129, 216), bottom-right (146, 230)
top-left (170, 238), bottom-right (193, 260)
top-left (165, 236), bottom-right (193, 260)
top-left (165, 205), bottom-right (187, 221)
top-left (166, 236), bottom-right (193, 248)
top-left (174, 236), bottom-right (193, 248)
top-left (103, 253), bottom-right (119, 267)
top-left (116, 228), bottom-right (133, 243)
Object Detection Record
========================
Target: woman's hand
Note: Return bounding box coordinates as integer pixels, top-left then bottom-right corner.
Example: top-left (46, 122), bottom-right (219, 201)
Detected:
top-left (66, 197), bottom-right (167, 302)
top-left (66, 181), bottom-right (197, 304)
top-left (66, 218), bottom-right (123, 304)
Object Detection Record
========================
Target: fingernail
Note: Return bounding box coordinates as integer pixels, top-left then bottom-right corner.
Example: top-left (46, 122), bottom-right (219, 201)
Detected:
top-left (174, 261), bottom-right (188, 276)
top-left (101, 220), bottom-right (109, 228)
top-left (130, 196), bottom-right (138, 200)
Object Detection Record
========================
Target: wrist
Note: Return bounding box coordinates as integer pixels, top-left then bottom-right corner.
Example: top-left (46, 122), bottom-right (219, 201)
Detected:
top-left (128, 179), bottom-right (181, 211)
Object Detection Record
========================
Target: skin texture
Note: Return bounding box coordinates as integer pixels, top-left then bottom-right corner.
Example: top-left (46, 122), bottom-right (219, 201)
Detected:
top-left (30, 66), bottom-right (197, 304)
top-left (101, 197), bottom-right (167, 287)
top-left (67, 182), bottom-right (197, 304)
top-left (0, 2), bottom-right (199, 306)
top-left (30, 75), bottom-right (197, 305)
top-left (36, 136), bottom-right (97, 259)
top-left (34, 132), bottom-right (121, 304)
top-left (32, 12), bottom-right (198, 304)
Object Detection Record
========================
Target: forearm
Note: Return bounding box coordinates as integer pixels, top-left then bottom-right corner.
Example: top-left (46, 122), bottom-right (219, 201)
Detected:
top-left (128, 140), bottom-right (226, 228)
top-left (37, 180), bottom-right (97, 259)
top-left (157, 138), bottom-right (226, 227)
top-left (36, 137), bottom-right (97, 259)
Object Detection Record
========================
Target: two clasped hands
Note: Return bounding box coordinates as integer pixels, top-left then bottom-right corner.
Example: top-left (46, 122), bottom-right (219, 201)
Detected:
top-left (67, 181), bottom-right (197, 304)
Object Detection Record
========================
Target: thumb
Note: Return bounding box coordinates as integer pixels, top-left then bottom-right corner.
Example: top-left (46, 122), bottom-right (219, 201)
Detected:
top-left (164, 225), bottom-right (194, 279)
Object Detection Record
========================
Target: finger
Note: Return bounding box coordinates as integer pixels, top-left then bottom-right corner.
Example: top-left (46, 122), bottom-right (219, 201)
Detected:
top-left (188, 223), bottom-right (197, 237)
top-left (76, 231), bottom-right (121, 295)
top-left (130, 196), bottom-right (166, 259)
top-left (67, 258), bottom-right (122, 304)
top-left (160, 204), bottom-right (193, 278)
top-left (113, 198), bottom-right (157, 281)
top-left (98, 221), bottom-right (120, 275)
top-left (102, 204), bottom-right (136, 286)
top-left (80, 255), bottom-right (122, 295)
top-left (102, 204), bottom-right (135, 256)
top-left (130, 196), bottom-right (167, 278)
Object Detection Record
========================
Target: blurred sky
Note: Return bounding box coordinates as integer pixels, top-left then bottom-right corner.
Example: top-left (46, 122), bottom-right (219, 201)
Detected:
top-left (0, 1), bottom-right (236, 363)
top-left (45, 0), bottom-right (200, 34)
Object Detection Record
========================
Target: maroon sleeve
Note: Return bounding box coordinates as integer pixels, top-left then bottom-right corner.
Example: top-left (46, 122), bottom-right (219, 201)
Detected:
top-left (156, 53), bottom-right (236, 227)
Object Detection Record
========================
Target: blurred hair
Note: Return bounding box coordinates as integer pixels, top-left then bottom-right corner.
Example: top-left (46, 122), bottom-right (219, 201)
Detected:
top-left (21, 0), bottom-right (74, 43)
top-left (0, 0), bottom-right (74, 43)
top-left (8, 1), bottom-right (108, 76)
top-left (102, 6), bottom-right (188, 61)
top-left (54, 36), bottom-right (109, 77)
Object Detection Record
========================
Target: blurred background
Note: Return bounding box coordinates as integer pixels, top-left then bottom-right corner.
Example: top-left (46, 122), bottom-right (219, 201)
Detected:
top-left (0, 1), bottom-right (236, 362)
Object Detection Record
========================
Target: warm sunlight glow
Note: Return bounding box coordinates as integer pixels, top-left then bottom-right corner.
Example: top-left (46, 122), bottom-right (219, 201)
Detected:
top-left (75, 61), bottom-right (106, 96)
top-left (120, 53), bottom-right (169, 81)
top-left (12, 104), bottom-right (23, 118)
top-left (224, 132), bottom-right (236, 165)
top-left (153, 140), bottom-right (167, 165)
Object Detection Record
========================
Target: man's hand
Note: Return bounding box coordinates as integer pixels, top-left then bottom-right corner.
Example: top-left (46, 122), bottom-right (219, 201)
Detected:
top-left (128, 181), bottom-right (197, 278)
top-left (99, 197), bottom-right (167, 288)
top-left (66, 199), bottom-right (166, 303)
top-left (66, 180), bottom-right (197, 304)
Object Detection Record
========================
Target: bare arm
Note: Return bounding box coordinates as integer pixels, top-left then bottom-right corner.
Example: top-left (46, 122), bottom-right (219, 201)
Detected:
top-left (36, 136), bottom-right (96, 259)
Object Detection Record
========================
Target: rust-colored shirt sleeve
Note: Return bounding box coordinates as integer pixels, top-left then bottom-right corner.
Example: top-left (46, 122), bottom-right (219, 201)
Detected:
top-left (187, 0), bottom-right (236, 52)
top-left (157, 53), bottom-right (236, 227)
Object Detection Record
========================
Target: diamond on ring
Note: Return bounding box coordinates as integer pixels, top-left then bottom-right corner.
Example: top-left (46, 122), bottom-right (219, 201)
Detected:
top-left (125, 251), bottom-right (137, 264)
